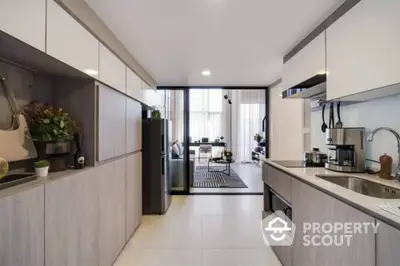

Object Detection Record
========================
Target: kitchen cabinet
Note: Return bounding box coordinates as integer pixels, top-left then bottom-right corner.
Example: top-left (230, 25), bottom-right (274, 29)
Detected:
top-left (126, 98), bottom-right (142, 153)
top-left (282, 32), bottom-right (325, 90)
top-left (45, 169), bottom-right (99, 266)
top-left (0, 185), bottom-right (44, 266)
top-left (98, 159), bottom-right (126, 266)
top-left (127, 67), bottom-right (143, 101)
top-left (97, 83), bottom-right (127, 161)
top-left (291, 178), bottom-right (375, 266)
top-left (0, 0), bottom-right (46, 52)
top-left (99, 44), bottom-right (126, 93)
top-left (126, 152), bottom-right (142, 240)
top-left (266, 164), bottom-right (292, 203)
top-left (376, 221), bottom-right (400, 266)
top-left (47, 0), bottom-right (99, 78)
top-left (142, 82), bottom-right (159, 107)
top-left (326, 0), bottom-right (400, 100)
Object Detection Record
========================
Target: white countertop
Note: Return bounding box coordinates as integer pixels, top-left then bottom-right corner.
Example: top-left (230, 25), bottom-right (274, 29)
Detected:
top-left (264, 159), bottom-right (400, 228)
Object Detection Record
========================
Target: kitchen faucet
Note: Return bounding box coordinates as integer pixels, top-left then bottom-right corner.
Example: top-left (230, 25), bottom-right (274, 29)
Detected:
top-left (367, 127), bottom-right (400, 181)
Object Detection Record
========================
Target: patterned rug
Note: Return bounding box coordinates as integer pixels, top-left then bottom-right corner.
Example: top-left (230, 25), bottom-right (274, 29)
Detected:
top-left (192, 166), bottom-right (248, 188)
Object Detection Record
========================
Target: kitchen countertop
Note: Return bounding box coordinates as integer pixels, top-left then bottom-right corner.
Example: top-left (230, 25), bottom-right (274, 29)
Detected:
top-left (264, 158), bottom-right (400, 230)
top-left (0, 167), bottom-right (94, 199)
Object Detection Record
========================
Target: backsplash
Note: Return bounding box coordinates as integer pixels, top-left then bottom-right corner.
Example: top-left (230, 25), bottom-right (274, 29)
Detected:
top-left (0, 61), bottom-right (53, 129)
top-left (311, 94), bottom-right (400, 172)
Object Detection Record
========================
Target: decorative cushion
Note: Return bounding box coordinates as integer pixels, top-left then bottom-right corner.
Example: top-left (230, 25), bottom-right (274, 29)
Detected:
top-left (171, 143), bottom-right (180, 158)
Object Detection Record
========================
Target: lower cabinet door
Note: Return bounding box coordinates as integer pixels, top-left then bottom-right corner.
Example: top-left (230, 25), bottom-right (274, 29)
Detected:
top-left (0, 185), bottom-right (45, 266)
top-left (98, 158), bottom-right (126, 266)
top-left (126, 152), bottom-right (142, 240)
top-left (376, 221), bottom-right (400, 266)
top-left (45, 170), bottom-right (99, 266)
top-left (291, 178), bottom-right (375, 266)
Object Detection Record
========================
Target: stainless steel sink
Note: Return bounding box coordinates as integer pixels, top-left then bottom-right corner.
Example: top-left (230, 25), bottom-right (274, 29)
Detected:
top-left (315, 174), bottom-right (400, 199)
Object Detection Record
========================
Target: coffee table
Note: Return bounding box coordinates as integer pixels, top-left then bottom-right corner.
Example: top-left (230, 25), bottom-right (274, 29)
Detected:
top-left (208, 158), bottom-right (234, 176)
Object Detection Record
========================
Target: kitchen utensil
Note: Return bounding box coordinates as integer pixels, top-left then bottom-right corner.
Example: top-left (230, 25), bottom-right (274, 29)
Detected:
top-left (329, 102), bottom-right (335, 129)
top-left (0, 76), bottom-right (37, 162)
top-left (335, 101), bottom-right (343, 128)
top-left (321, 104), bottom-right (327, 133)
top-left (303, 148), bottom-right (328, 165)
top-left (379, 153), bottom-right (393, 180)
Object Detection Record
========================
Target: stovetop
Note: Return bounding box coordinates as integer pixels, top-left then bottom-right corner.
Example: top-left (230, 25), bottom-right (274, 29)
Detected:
top-left (272, 160), bottom-right (325, 168)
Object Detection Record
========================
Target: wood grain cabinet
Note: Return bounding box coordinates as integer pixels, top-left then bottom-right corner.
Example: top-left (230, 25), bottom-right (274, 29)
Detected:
top-left (0, 0), bottom-right (46, 52)
top-left (99, 44), bottom-right (126, 93)
top-left (126, 98), bottom-right (142, 153)
top-left (47, 0), bottom-right (99, 78)
top-left (97, 83), bottom-right (127, 161)
top-left (0, 185), bottom-right (45, 266)
top-left (98, 159), bottom-right (127, 266)
top-left (126, 152), bottom-right (143, 240)
top-left (326, 0), bottom-right (400, 100)
top-left (127, 67), bottom-right (143, 101)
top-left (376, 221), bottom-right (400, 266)
top-left (45, 170), bottom-right (99, 266)
top-left (291, 178), bottom-right (375, 266)
top-left (266, 165), bottom-right (292, 203)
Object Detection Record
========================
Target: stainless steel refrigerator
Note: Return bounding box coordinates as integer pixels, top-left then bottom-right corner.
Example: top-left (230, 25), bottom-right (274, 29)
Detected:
top-left (142, 118), bottom-right (172, 214)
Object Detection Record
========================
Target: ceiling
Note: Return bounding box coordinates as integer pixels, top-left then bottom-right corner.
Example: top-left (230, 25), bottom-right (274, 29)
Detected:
top-left (85, 0), bottom-right (346, 86)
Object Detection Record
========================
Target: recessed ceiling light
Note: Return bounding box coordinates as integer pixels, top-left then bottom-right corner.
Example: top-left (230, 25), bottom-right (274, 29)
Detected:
top-left (201, 69), bottom-right (212, 77)
top-left (82, 69), bottom-right (99, 76)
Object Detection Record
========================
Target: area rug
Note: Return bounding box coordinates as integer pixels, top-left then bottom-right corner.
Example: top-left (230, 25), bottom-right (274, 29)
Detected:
top-left (192, 166), bottom-right (248, 188)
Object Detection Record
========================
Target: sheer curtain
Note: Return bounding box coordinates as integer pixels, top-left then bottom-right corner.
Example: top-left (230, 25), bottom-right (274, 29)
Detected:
top-left (189, 89), bottom-right (227, 142)
top-left (231, 90), bottom-right (265, 163)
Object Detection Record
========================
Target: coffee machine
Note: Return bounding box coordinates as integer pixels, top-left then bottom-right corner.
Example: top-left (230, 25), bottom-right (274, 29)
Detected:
top-left (325, 128), bottom-right (365, 173)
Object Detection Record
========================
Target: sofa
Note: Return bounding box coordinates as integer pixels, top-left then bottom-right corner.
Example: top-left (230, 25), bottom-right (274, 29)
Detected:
top-left (171, 141), bottom-right (194, 188)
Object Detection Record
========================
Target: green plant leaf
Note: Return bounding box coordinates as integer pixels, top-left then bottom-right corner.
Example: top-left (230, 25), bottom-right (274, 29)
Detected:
top-left (60, 120), bottom-right (65, 128)
top-left (43, 118), bottom-right (50, 124)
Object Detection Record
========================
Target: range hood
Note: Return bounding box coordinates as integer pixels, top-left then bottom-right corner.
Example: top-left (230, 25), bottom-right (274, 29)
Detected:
top-left (282, 73), bottom-right (326, 99)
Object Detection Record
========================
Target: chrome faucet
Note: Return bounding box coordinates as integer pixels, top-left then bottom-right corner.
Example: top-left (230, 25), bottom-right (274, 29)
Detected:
top-left (367, 127), bottom-right (400, 181)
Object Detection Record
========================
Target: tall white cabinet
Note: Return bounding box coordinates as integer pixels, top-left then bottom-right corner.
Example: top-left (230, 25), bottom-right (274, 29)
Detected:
top-left (326, 0), bottom-right (400, 100)
top-left (126, 152), bottom-right (142, 239)
top-left (0, 0), bottom-right (46, 52)
top-left (127, 67), bottom-right (144, 101)
top-left (46, 0), bottom-right (99, 78)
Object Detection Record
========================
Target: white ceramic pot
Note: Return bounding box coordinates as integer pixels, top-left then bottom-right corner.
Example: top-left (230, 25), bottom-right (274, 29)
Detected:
top-left (35, 166), bottom-right (49, 177)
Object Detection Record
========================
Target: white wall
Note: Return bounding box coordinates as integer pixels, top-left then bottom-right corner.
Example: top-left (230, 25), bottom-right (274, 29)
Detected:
top-left (311, 94), bottom-right (400, 172)
top-left (269, 83), bottom-right (304, 160)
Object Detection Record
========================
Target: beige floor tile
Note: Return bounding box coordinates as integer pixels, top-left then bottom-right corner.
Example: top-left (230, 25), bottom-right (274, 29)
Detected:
top-left (114, 195), bottom-right (282, 266)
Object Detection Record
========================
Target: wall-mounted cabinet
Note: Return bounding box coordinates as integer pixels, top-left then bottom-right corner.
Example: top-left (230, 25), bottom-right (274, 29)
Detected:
top-left (127, 67), bottom-right (143, 101)
top-left (47, 0), bottom-right (99, 79)
top-left (97, 83), bottom-right (127, 161)
top-left (0, 0), bottom-right (46, 52)
top-left (99, 44), bottom-right (126, 94)
top-left (282, 32), bottom-right (325, 90)
top-left (326, 0), bottom-right (400, 100)
top-left (126, 98), bottom-right (142, 153)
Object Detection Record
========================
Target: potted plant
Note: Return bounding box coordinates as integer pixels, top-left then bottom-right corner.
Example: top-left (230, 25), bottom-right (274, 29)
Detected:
top-left (34, 160), bottom-right (50, 177)
top-left (254, 133), bottom-right (263, 145)
top-left (224, 150), bottom-right (233, 162)
top-left (23, 101), bottom-right (78, 158)
top-left (151, 110), bottom-right (161, 120)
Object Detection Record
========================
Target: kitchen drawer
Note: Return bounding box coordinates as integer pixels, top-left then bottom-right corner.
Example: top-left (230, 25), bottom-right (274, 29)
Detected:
top-left (266, 165), bottom-right (292, 203)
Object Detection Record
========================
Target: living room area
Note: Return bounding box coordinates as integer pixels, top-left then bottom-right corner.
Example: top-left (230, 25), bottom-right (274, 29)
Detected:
top-left (160, 87), bottom-right (267, 195)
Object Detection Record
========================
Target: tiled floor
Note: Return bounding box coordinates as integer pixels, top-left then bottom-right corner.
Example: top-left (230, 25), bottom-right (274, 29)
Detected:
top-left (190, 162), bottom-right (263, 194)
top-left (114, 195), bottom-right (282, 266)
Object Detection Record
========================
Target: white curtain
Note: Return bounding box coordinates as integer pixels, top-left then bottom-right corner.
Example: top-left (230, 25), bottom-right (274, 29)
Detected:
top-left (189, 89), bottom-right (227, 142)
top-left (231, 90), bottom-right (265, 163)
top-left (169, 90), bottom-right (185, 142)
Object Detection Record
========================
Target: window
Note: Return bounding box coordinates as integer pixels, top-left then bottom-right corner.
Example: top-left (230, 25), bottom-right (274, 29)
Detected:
top-left (189, 89), bottom-right (224, 141)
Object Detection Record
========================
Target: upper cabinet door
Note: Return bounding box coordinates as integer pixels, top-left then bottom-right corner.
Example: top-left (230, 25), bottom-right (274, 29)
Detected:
top-left (47, 0), bottom-right (99, 78)
top-left (326, 0), bottom-right (400, 100)
top-left (127, 67), bottom-right (143, 101)
top-left (99, 44), bottom-right (126, 94)
top-left (283, 32), bottom-right (325, 89)
top-left (0, 0), bottom-right (46, 51)
top-left (97, 83), bottom-right (126, 161)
